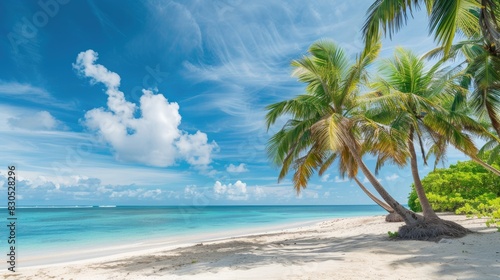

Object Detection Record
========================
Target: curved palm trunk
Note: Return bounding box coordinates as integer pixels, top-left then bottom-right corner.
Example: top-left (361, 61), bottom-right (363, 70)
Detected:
top-left (451, 144), bottom-right (500, 176)
top-left (408, 131), bottom-right (439, 221)
top-left (486, 100), bottom-right (500, 139)
top-left (353, 176), bottom-right (393, 212)
top-left (344, 134), bottom-right (423, 226)
top-left (471, 156), bottom-right (500, 176)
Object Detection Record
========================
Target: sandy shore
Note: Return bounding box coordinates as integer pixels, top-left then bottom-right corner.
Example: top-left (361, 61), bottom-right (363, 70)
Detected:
top-left (2, 214), bottom-right (499, 280)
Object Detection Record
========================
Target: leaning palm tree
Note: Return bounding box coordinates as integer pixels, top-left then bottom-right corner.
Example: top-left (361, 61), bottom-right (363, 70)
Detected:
top-left (266, 40), bottom-right (469, 239)
top-left (366, 48), bottom-right (495, 222)
top-left (265, 40), bottom-right (396, 217)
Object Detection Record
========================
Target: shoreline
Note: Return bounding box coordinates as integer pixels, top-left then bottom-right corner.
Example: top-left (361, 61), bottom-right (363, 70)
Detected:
top-left (16, 204), bottom-right (387, 267)
top-left (15, 217), bottom-right (330, 268)
top-left (3, 214), bottom-right (499, 279)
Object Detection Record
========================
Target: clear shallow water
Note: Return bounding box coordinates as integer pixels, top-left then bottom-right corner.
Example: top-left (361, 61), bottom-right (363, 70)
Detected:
top-left (13, 205), bottom-right (387, 255)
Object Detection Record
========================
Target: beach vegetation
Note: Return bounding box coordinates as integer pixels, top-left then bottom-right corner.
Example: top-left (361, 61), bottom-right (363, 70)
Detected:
top-left (387, 231), bottom-right (399, 239)
top-left (408, 160), bottom-right (500, 228)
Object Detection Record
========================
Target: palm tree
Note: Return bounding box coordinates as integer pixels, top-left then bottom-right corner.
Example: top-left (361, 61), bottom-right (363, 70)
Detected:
top-left (362, 1), bottom-right (500, 140)
top-left (478, 134), bottom-right (500, 164)
top-left (425, 38), bottom-right (500, 138)
top-left (479, 0), bottom-right (500, 48)
top-left (362, 0), bottom-right (499, 55)
top-left (266, 40), bottom-right (469, 239)
top-left (420, 34), bottom-right (500, 174)
top-left (265, 40), bottom-right (396, 218)
top-left (366, 48), bottom-right (494, 222)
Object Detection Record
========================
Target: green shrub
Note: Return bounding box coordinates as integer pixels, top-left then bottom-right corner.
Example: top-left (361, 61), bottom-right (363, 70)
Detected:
top-left (387, 231), bottom-right (399, 239)
top-left (408, 160), bottom-right (500, 228)
top-left (407, 185), bottom-right (421, 212)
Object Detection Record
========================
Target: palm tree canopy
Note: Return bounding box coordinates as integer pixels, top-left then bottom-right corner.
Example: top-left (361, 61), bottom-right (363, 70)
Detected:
top-left (424, 34), bottom-right (500, 136)
top-left (265, 40), bottom-right (409, 193)
top-left (362, 0), bottom-right (486, 55)
top-left (366, 47), bottom-right (492, 169)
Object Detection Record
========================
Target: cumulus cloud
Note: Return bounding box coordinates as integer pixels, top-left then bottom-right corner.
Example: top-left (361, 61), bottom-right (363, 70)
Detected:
top-left (141, 189), bottom-right (162, 198)
top-left (184, 185), bottom-right (204, 199)
top-left (7, 111), bottom-right (65, 131)
top-left (73, 49), bottom-right (217, 168)
top-left (213, 180), bottom-right (248, 201)
top-left (226, 163), bottom-right (248, 173)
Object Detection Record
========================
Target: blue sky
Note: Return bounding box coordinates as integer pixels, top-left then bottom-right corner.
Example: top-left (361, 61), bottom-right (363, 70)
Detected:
top-left (0, 0), bottom-right (469, 206)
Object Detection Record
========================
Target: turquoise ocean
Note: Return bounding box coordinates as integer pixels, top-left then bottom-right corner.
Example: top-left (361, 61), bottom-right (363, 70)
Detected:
top-left (7, 205), bottom-right (387, 265)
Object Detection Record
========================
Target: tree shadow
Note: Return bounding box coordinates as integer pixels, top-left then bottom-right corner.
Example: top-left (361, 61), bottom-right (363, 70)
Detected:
top-left (94, 219), bottom-right (500, 279)
top-left (388, 232), bottom-right (500, 280)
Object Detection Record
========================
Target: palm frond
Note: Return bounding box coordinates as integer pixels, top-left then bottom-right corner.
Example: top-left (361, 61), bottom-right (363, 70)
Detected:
top-left (429, 0), bottom-right (481, 54)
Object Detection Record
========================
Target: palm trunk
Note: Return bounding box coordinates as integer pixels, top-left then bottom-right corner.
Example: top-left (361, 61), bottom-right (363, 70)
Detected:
top-left (454, 146), bottom-right (500, 177)
top-left (353, 176), bottom-right (393, 212)
top-left (486, 98), bottom-right (500, 138)
top-left (480, 0), bottom-right (500, 49)
top-left (344, 134), bottom-right (423, 226)
top-left (408, 131), bottom-right (439, 221)
top-left (471, 156), bottom-right (500, 176)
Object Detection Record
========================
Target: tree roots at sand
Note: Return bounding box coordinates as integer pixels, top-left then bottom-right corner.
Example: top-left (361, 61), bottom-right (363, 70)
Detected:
top-left (397, 219), bottom-right (472, 241)
top-left (385, 212), bottom-right (404, 223)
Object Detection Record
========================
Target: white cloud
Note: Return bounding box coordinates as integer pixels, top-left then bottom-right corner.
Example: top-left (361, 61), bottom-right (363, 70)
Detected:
top-left (73, 49), bottom-right (217, 168)
top-left (213, 180), bottom-right (248, 201)
top-left (110, 189), bottom-right (142, 198)
top-left (320, 174), bottom-right (330, 182)
top-left (176, 131), bottom-right (216, 166)
top-left (0, 173), bottom-right (165, 203)
top-left (141, 189), bottom-right (162, 199)
top-left (334, 176), bottom-right (349, 183)
top-left (184, 185), bottom-right (204, 199)
top-left (226, 163), bottom-right (248, 173)
top-left (385, 173), bottom-right (400, 181)
top-left (8, 111), bottom-right (65, 131)
top-left (109, 188), bottom-right (161, 200)
top-left (254, 186), bottom-right (266, 199)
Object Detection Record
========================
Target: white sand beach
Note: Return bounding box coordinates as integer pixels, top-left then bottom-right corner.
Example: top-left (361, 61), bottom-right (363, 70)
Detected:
top-left (2, 214), bottom-right (499, 280)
